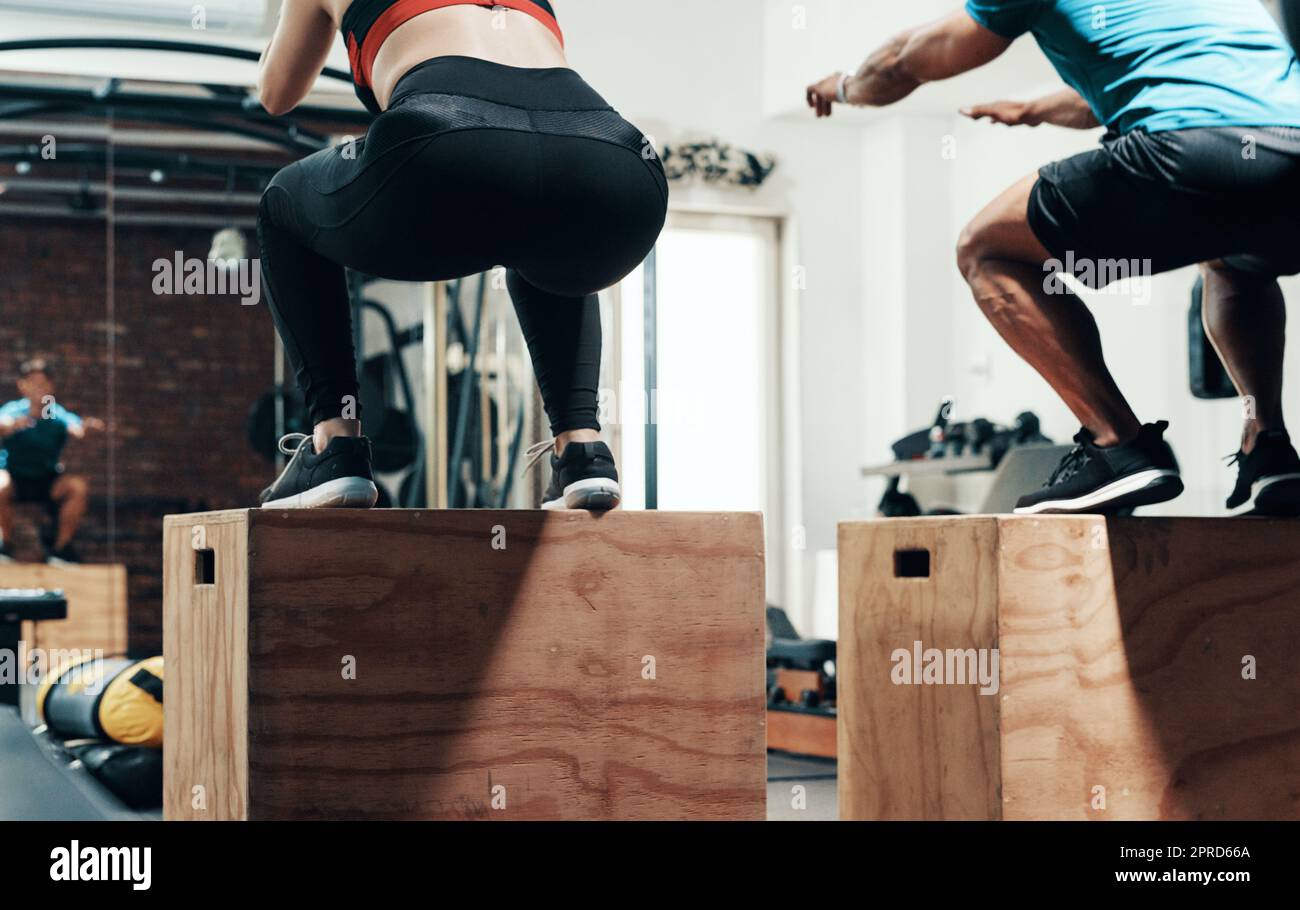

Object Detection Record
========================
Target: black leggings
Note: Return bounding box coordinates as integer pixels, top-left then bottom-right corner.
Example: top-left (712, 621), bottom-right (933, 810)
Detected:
top-left (258, 56), bottom-right (668, 433)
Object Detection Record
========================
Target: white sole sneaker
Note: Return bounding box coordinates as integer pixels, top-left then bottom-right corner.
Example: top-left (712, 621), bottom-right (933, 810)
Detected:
top-left (1229, 472), bottom-right (1300, 516)
top-left (260, 476), bottom-right (379, 510)
top-left (1014, 469), bottom-right (1182, 515)
top-left (542, 477), bottom-right (621, 511)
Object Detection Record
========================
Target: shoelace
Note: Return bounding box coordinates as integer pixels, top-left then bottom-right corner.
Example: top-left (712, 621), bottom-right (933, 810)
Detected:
top-left (524, 439), bottom-right (556, 474)
top-left (1046, 445), bottom-right (1092, 487)
top-left (277, 433), bottom-right (311, 457)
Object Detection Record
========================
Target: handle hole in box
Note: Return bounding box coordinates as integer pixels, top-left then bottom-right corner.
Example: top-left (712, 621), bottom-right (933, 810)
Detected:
top-left (894, 549), bottom-right (931, 579)
top-left (194, 548), bottom-right (215, 586)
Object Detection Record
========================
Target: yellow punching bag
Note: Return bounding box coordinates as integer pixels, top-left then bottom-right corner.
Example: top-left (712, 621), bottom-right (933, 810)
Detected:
top-left (37, 656), bottom-right (164, 747)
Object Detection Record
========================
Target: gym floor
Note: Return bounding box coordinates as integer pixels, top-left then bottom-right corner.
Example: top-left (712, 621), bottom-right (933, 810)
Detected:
top-left (766, 754), bottom-right (838, 822)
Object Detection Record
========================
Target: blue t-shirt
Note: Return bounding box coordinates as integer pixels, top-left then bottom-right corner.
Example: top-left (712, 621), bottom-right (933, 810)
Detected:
top-left (0, 398), bottom-right (82, 478)
top-left (966, 0), bottom-right (1300, 134)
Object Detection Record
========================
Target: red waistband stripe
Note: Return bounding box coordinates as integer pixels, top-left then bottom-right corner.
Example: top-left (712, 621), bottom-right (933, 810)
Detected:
top-left (352, 0), bottom-right (565, 89)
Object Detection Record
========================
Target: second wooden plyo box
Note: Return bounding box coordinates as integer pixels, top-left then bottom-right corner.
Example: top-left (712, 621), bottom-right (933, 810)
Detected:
top-left (839, 515), bottom-right (1300, 821)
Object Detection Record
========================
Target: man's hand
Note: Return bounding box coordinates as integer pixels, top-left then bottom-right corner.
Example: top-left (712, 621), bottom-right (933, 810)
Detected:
top-left (807, 73), bottom-right (847, 118)
top-left (0, 415), bottom-right (34, 438)
top-left (962, 88), bottom-right (1100, 130)
top-left (961, 100), bottom-right (1042, 127)
top-left (67, 417), bottom-right (105, 441)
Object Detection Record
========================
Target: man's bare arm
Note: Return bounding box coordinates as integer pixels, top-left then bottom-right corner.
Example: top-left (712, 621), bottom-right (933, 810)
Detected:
top-left (0, 416), bottom-right (32, 438)
top-left (807, 11), bottom-right (1013, 116)
top-left (962, 87), bottom-right (1101, 129)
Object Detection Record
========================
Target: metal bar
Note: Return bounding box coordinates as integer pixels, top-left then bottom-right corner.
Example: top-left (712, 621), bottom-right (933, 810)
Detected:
top-left (479, 357), bottom-right (492, 502)
top-left (0, 82), bottom-right (369, 127)
top-left (105, 108), bottom-right (116, 565)
top-left (0, 145), bottom-right (285, 184)
top-left (448, 273), bottom-right (486, 508)
top-left (0, 119), bottom-right (293, 152)
top-left (860, 453), bottom-right (997, 478)
top-left (494, 315), bottom-right (509, 489)
top-left (643, 246), bottom-right (659, 510)
top-left (0, 202), bottom-right (257, 227)
top-left (434, 282), bottom-right (450, 509)
top-left (108, 108), bottom-right (329, 152)
top-left (0, 100), bottom-right (79, 120)
top-left (359, 295), bottom-right (423, 507)
top-left (0, 178), bottom-right (265, 207)
top-left (777, 216), bottom-right (806, 622)
top-left (0, 38), bottom-right (355, 85)
top-left (274, 335), bottom-right (286, 474)
top-left (607, 282), bottom-right (622, 479)
top-left (423, 284), bottom-right (437, 509)
top-left (423, 282), bottom-right (451, 510)
top-left (0, 102), bottom-right (328, 152)
top-left (497, 407), bottom-right (526, 509)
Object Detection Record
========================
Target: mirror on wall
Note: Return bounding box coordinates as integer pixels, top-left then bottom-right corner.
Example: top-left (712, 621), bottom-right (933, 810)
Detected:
top-left (0, 73), bottom-right (113, 579)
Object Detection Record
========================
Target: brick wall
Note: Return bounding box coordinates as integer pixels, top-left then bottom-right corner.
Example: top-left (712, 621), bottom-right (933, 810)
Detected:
top-left (0, 216), bottom-right (275, 654)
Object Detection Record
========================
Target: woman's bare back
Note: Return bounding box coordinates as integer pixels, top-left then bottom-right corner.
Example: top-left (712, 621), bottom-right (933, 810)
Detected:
top-left (320, 0), bottom-right (568, 109)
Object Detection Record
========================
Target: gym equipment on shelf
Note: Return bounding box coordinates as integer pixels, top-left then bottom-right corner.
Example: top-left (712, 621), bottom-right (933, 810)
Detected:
top-left (867, 405), bottom-right (1058, 514)
top-left (838, 515), bottom-right (1300, 820)
top-left (765, 607), bottom-right (836, 759)
top-left (880, 404), bottom-right (1052, 469)
top-left (163, 509), bottom-right (767, 820)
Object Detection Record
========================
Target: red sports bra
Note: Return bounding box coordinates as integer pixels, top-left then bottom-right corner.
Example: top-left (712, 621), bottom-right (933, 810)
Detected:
top-left (341, 0), bottom-right (564, 112)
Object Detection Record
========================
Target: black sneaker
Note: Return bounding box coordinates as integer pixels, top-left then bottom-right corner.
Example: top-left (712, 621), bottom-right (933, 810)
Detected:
top-left (259, 433), bottom-right (378, 509)
top-left (1225, 429), bottom-right (1300, 516)
top-left (1014, 421), bottom-right (1183, 515)
top-left (45, 543), bottom-right (81, 566)
top-left (0, 543), bottom-right (17, 564)
top-left (526, 440), bottom-right (621, 511)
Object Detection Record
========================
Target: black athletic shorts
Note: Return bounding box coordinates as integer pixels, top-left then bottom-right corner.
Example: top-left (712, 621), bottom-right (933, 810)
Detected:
top-left (1028, 126), bottom-right (1300, 284)
top-left (9, 472), bottom-right (57, 504)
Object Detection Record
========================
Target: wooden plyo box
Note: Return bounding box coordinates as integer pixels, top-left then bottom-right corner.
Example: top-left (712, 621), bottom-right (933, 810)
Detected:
top-left (839, 516), bottom-right (1300, 821)
top-left (163, 509), bottom-right (766, 821)
top-left (0, 563), bottom-right (128, 656)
